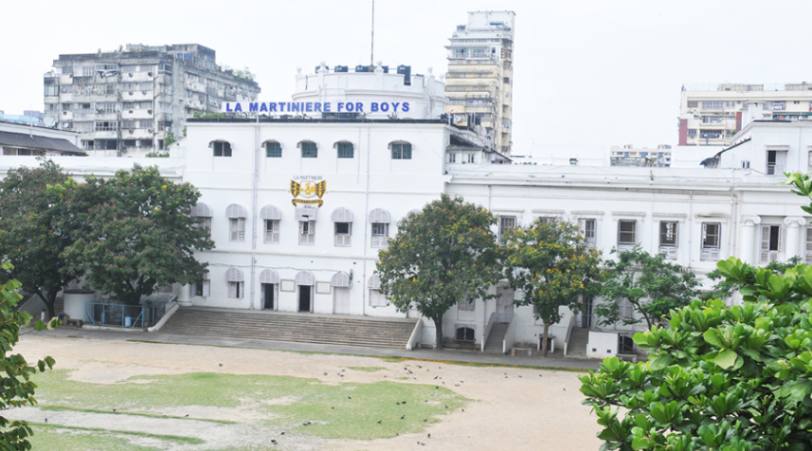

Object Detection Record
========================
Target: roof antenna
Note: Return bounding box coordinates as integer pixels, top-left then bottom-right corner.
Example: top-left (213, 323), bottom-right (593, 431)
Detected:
top-left (370, 0), bottom-right (375, 66)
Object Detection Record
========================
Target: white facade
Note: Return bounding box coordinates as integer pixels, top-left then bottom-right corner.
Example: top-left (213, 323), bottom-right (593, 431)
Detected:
top-left (292, 64), bottom-right (447, 120)
top-left (2, 118), bottom-right (810, 351)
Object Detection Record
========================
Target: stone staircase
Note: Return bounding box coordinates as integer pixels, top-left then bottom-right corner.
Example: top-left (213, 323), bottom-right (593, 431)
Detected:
top-left (565, 327), bottom-right (589, 358)
top-left (484, 322), bottom-right (509, 353)
top-left (160, 307), bottom-right (417, 349)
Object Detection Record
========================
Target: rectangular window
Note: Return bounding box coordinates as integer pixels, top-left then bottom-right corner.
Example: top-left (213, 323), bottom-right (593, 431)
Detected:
top-left (337, 142), bottom-right (354, 159)
top-left (498, 215), bottom-right (517, 243)
top-left (659, 221), bottom-right (678, 247)
top-left (212, 141), bottom-right (232, 157)
top-left (229, 218), bottom-right (246, 241)
top-left (760, 225), bottom-right (781, 263)
top-left (617, 220), bottom-right (637, 246)
top-left (194, 274), bottom-right (210, 297)
top-left (579, 218), bottom-right (597, 246)
top-left (227, 281), bottom-right (244, 299)
top-left (299, 220), bottom-right (316, 245)
top-left (701, 222), bottom-right (721, 261)
top-left (390, 142), bottom-right (412, 160)
top-left (334, 222), bottom-right (352, 246)
top-left (371, 222), bottom-right (389, 248)
top-left (301, 141), bottom-right (318, 158)
top-left (264, 219), bottom-right (279, 244)
top-left (806, 227), bottom-right (812, 263)
top-left (265, 141), bottom-right (282, 158)
top-left (766, 150), bottom-right (786, 175)
top-left (702, 100), bottom-right (724, 109)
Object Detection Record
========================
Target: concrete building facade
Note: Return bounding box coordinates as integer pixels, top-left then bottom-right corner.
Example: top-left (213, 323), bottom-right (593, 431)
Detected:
top-left (43, 43), bottom-right (260, 155)
top-left (679, 82), bottom-right (812, 146)
top-left (445, 11), bottom-right (515, 155)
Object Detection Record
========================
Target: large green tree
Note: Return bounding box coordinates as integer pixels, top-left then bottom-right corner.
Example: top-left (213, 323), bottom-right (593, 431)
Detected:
top-left (580, 173), bottom-right (812, 449)
top-left (63, 166), bottom-right (213, 305)
top-left (503, 219), bottom-right (602, 355)
top-left (0, 263), bottom-right (55, 449)
top-left (597, 247), bottom-right (700, 330)
top-left (0, 160), bottom-right (80, 317)
top-left (376, 195), bottom-right (501, 349)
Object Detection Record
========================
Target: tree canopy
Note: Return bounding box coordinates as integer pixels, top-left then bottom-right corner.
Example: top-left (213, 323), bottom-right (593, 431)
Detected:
top-left (0, 263), bottom-right (55, 449)
top-left (63, 165), bottom-right (213, 305)
top-left (376, 195), bottom-right (501, 348)
top-left (502, 219), bottom-right (601, 355)
top-left (597, 247), bottom-right (700, 330)
top-left (580, 173), bottom-right (812, 449)
top-left (0, 160), bottom-right (80, 317)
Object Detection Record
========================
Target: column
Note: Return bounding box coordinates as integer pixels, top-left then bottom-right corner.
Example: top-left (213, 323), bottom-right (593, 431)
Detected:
top-left (783, 217), bottom-right (806, 261)
top-left (178, 284), bottom-right (192, 307)
top-left (740, 216), bottom-right (761, 264)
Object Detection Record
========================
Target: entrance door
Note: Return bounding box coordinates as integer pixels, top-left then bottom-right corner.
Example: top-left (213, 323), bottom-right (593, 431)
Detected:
top-left (262, 283), bottom-right (275, 310)
top-left (298, 285), bottom-right (312, 312)
top-left (495, 288), bottom-right (514, 322)
top-left (581, 295), bottom-right (594, 328)
top-left (334, 287), bottom-right (351, 315)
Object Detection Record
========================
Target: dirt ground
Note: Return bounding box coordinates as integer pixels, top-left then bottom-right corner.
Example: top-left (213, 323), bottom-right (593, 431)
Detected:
top-left (15, 334), bottom-right (601, 450)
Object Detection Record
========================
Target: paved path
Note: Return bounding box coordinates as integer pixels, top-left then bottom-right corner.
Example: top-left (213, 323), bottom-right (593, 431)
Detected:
top-left (30, 327), bottom-right (602, 371)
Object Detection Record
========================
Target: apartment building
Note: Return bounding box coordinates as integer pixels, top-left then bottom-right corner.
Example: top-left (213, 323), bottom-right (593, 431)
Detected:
top-left (609, 144), bottom-right (672, 167)
top-left (679, 82), bottom-right (812, 146)
top-left (43, 43), bottom-right (260, 155)
top-left (445, 11), bottom-right (515, 155)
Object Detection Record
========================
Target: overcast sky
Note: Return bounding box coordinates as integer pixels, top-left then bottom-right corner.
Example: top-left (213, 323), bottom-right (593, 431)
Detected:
top-left (4, 0), bottom-right (812, 159)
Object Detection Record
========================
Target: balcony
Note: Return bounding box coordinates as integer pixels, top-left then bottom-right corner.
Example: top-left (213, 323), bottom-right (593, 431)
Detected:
top-left (121, 109), bottom-right (153, 120)
top-left (121, 90), bottom-right (153, 101)
top-left (700, 247), bottom-right (720, 262)
top-left (122, 128), bottom-right (154, 139)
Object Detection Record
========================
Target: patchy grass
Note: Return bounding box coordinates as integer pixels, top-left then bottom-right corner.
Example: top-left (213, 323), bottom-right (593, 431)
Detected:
top-left (33, 369), bottom-right (465, 440)
top-left (39, 404), bottom-right (237, 424)
top-left (347, 365), bottom-right (386, 373)
top-left (29, 422), bottom-right (192, 450)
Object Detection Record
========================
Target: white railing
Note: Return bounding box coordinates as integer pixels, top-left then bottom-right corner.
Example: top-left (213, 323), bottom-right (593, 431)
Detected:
top-left (405, 318), bottom-right (423, 351)
top-left (501, 317), bottom-right (517, 355)
top-left (562, 313), bottom-right (577, 356)
top-left (481, 311), bottom-right (497, 352)
top-left (659, 246), bottom-right (678, 260)
top-left (334, 234), bottom-right (351, 247)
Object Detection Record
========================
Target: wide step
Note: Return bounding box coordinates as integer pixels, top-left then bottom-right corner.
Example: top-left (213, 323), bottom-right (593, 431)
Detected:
top-left (161, 308), bottom-right (416, 349)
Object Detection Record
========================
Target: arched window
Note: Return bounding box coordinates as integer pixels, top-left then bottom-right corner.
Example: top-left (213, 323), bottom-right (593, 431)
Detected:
top-left (299, 140), bottom-right (318, 158)
top-left (335, 141), bottom-right (354, 159)
top-left (226, 204), bottom-right (248, 242)
top-left (332, 207), bottom-right (354, 246)
top-left (455, 326), bottom-right (475, 342)
top-left (264, 140), bottom-right (282, 158)
top-left (369, 209), bottom-right (391, 248)
top-left (210, 140), bottom-right (232, 157)
top-left (225, 267), bottom-right (244, 299)
top-left (191, 202), bottom-right (212, 237)
top-left (389, 141), bottom-right (412, 160)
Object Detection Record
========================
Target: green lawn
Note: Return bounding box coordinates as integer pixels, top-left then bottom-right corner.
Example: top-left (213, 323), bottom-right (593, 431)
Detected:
top-left (28, 369), bottom-right (466, 447)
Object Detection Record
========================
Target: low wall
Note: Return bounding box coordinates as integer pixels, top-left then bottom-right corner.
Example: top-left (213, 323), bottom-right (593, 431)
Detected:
top-left (587, 331), bottom-right (618, 359)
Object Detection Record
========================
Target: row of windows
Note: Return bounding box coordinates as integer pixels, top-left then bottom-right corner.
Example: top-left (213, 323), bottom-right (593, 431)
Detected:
top-left (210, 140), bottom-right (413, 160)
top-left (193, 278), bottom-right (390, 307)
top-left (497, 216), bottom-right (724, 262)
top-left (195, 216), bottom-right (391, 248)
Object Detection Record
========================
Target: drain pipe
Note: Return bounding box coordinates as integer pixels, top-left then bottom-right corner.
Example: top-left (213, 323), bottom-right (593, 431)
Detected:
top-left (249, 118), bottom-right (260, 309)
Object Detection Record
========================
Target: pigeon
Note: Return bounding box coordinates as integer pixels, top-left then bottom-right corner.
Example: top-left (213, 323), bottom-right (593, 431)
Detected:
top-left (428, 433), bottom-right (431, 439)
top-left (218, 363), bottom-right (223, 367)
top-left (303, 421), bottom-right (312, 426)
top-left (348, 396), bottom-right (352, 399)
top-left (280, 432), bottom-right (286, 435)
top-left (184, 414), bottom-right (189, 417)
top-left (271, 439), bottom-right (277, 445)
top-left (400, 415), bottom-right (405, 420)
top-left (44, 418), bottom-right (48, 423)
top-left (112, 408), bottom-right (117, 413)
top-left (324, 372), bottom-right (328, 376)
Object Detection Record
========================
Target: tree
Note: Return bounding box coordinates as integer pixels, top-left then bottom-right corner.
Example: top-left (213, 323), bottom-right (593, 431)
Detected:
top-left (376, 195), bottom-right (501, 349)
top-left (63, 166), bottom-right (213, 305)
top-left (597, 247), bottom-right (700, 330)
top-left (580, 174), bottom-right (812, 449)
top-left (0, 160), bottom-right (81, 317)
top-left (503, 219), bottom-right (601, 355)
top-left (0, 263), bottom-right (55, 449)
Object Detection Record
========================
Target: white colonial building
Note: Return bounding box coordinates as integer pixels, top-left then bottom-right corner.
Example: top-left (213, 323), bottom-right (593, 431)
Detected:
top-left (4, 68), bottom-right (812, 357)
